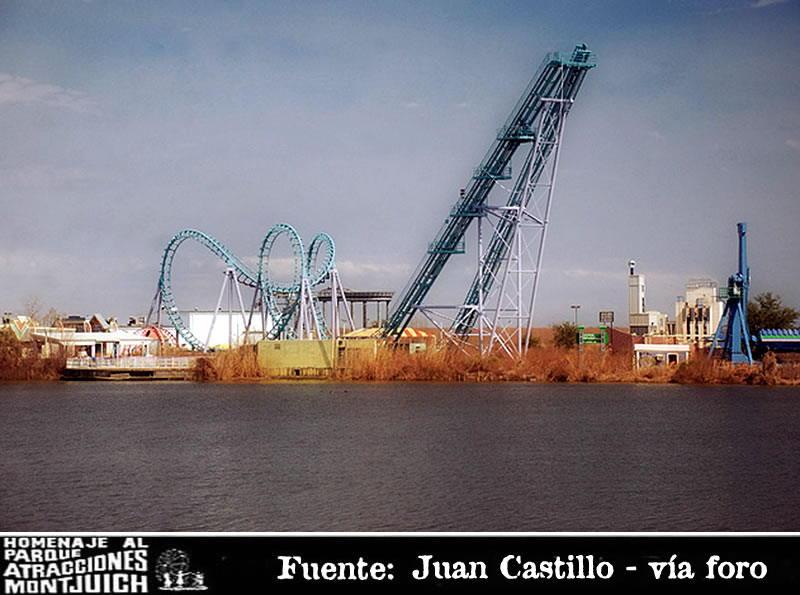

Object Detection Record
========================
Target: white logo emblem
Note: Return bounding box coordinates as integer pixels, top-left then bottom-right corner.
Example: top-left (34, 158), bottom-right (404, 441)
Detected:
top-left (156, 549), bottom-right (208, 591)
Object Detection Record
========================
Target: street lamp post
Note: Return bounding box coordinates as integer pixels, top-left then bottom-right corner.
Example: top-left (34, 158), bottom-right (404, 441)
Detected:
top-left (571, 304), bottom-right (582, 356)
top-left (571, 304), bottom-right (581, 326)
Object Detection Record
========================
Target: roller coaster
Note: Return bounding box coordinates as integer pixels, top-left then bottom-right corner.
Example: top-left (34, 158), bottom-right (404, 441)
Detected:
top-left (149, 44), bottom-right (595, 356)
top-left (146, 223), bottom-right (353, 351)
top-left (384, 43), bottom-right (596, 356)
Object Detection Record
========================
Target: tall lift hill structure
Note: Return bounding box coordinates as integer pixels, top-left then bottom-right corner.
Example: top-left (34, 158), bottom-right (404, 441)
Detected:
top-left (384, 44), bottom-right (596, 356)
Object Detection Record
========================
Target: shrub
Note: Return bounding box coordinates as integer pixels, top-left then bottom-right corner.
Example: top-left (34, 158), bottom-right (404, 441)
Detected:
top-left (551, 321), bottom-right (578, 349)
top-left (0, 328), bottom-right (66, 381)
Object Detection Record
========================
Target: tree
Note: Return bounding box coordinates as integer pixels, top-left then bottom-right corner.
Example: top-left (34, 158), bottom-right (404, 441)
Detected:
top-left (22, 295), bottom-right (42, 322)
top-left (747, 292), bottom-right (799, 336)
top-left (551, 321), bottom-right (578, 349)
top-left (0, 328), bottom-right (25, 380)
top-left (19, 297), bottom-right (62, 326)
top-left (42, 308), bottom-right (63, 327)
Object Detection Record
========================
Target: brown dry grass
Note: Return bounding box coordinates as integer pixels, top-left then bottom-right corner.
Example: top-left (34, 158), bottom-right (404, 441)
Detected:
top-left (193, 347), bottom-right (268, 382)
top-left (0, 329), bottom-right (66, 381)
top-left (669, 351), bottom-right (797, 386)
top-left (336, 347), bottom-right (470, 382)
top-left (338, 345), bottom-right (649, 383)
top-left (193, 341), bottom-right (800, 385)
top-left (337, 345), bottom-right (800, 385)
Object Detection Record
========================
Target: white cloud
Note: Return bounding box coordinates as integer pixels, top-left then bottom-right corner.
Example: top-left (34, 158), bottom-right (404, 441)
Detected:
top-left (236, 253), bottom-right (411, 286)
top-left (558, 267), bottom-right (624, 281)
top-left (0, 73), bottom-right (97, 113)
top-left (786, 139), bottom-right (800, 150)
top-left (0, 166), bottom-right (109, 188)
top-left (0, 248), bottom-right (148, 275)
top-left (704, 0), bottom-right (788, 15)
top-left (334, 260), bottom-right (411, 278)
top-left (751, 0), bottom-right (789, 7)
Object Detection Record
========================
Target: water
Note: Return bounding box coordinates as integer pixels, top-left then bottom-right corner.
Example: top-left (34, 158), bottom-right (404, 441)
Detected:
top-left (1, 381), bottom-right (799, 532)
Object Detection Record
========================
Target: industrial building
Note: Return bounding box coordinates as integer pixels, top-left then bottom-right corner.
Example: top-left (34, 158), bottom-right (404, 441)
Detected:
top-left (624, 260), bottom-right (731, 372)
top-left (627, 261), bottom-right (727, 347)
top-left (674, 279), bottom-right (724, 344)
top-left (627, 260), bottom-right (668, 337)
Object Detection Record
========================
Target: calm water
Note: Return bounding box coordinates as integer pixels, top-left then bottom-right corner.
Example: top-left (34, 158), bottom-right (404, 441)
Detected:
top-left (1, 381), bottom-right (799, 532)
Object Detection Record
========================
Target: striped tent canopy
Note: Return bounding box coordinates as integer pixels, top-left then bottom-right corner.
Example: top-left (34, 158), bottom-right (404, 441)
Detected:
top-left (136, 325), bottom-right (178, 346)
top-left (344, 327), bottom-right (432, 339)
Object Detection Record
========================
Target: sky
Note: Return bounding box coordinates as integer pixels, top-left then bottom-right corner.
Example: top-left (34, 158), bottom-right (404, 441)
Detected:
top-left (1, 0), bottom-right (798, 328)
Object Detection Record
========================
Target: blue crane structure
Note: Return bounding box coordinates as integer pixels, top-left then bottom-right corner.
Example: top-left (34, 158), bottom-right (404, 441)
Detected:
top-left (383, 44), bottom-right (596, 352)
top-left (709, 222), bottom-right (754, 364)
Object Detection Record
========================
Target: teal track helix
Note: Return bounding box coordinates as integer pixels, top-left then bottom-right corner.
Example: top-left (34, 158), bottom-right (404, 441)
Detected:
top-left (384, 44), bottom-right (595, 339)
top-left (157, 224), bottom-right (335, 350)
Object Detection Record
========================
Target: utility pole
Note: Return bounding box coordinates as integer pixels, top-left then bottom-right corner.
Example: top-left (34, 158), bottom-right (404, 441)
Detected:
top-left (571, 304), bottom-right (581, 326)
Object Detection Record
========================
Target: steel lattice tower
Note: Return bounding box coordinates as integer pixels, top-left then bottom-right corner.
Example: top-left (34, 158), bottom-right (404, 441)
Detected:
top-left (384, 44), bottom-right (596, 356)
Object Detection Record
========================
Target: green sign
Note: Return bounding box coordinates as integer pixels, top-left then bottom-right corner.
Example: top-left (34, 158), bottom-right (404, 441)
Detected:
top-left (577, 326), bottom-right (609, 345)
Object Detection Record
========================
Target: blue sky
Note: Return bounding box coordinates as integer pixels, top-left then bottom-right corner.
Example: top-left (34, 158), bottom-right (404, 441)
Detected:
top-left (1, 0), bottom-right (798, 327)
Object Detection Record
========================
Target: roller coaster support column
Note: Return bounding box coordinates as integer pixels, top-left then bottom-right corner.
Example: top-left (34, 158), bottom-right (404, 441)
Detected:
top-left (207, 266), bottom-right (249, 349)
top-left (472, 95), bottom-right (571, 358)
top-left (145, 285), bottom-right (162, 328)
top-left (709, 222), bottom-right (753, 364)
top-left (328, 268), bottom-right (355, 337)
top-left (384, 44), bottom-right (595, 353)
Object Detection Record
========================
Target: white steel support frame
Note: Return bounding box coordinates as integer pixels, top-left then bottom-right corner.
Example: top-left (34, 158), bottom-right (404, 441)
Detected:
top-left (415, 96), bottom-right (569, 358)
top-left (207, 266), bottom-right (250, 349)
top-left (295, 270), bottom-right (359, 340)
top-left (415, 305), bottom-right (473, 355)
top-left (244, 288), bottom-right (269, 344)
top-left (295, 277), bottom-right (319, 340)
top-left (328, 268), bottom-right (356, 338)
top-left (242, 267), bottom-right (356, 343)
top-left (481, 96), bottom-right (569, 357)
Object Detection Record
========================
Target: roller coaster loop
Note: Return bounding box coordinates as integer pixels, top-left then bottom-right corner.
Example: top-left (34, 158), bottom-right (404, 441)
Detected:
top-left (151, 223), bottom-right (336, 351)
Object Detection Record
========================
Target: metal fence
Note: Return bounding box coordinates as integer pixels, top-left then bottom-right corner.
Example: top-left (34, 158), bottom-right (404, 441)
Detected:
top-left (66, 356), bottom-right (198, 370)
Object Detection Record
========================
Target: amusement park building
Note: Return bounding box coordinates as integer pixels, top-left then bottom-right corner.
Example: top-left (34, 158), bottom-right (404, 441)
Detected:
top-left (171, 310), bottom-right (271, 350)
top-left (2, 313), bottom-right (160, 357)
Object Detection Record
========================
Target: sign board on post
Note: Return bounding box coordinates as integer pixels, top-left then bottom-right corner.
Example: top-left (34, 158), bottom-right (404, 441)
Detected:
top-left (599, 312), bottom-right (614, 349)
top-left (578, 326), bottom-right (609, 350)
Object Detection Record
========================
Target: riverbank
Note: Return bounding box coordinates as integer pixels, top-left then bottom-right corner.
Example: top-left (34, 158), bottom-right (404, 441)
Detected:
top-left (192, 346), bottom-right (800, 386)
top-left (0, 347), bottom-right (65, 382)
top-left (3, 341), bottom-right (798, 385)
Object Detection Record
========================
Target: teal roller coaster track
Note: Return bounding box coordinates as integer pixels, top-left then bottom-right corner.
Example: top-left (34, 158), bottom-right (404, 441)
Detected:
top-left (147, 223), bottom-right (336, 351)
top-left (384, 44), bottom-right (596, 347)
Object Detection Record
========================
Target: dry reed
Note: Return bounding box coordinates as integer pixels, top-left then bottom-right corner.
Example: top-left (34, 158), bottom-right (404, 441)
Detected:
top-left (193, 347), bottom-right (268, 382)
top-left (336, 345), bottom-right (800, 385)
top-left (191, 341), bottom-right (800, 385)
top-left (0, 329), bottom-right (66, 381)
top-left (338, 345), bottom-right (641, 383)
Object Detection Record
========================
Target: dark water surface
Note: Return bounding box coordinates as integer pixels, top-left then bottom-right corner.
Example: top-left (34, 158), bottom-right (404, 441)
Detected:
top-left (1, 381), bottom-right (799, 531)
